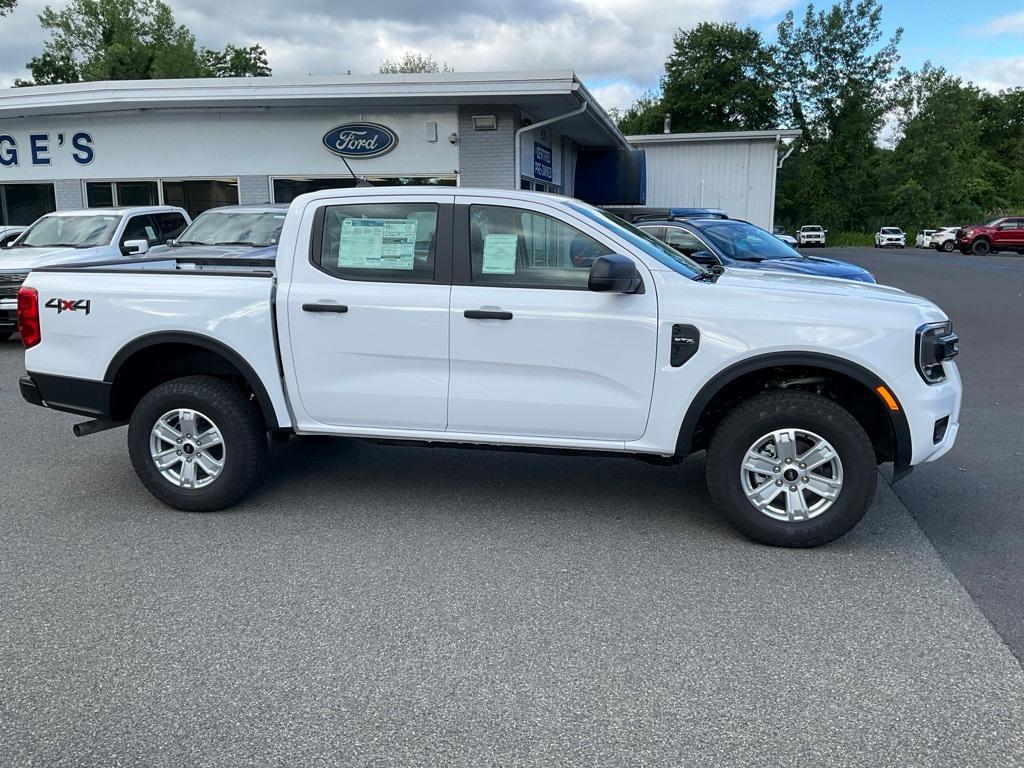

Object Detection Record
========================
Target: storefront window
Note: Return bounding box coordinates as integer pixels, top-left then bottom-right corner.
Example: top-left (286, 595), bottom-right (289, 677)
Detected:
top-left (162, 179), bottom-right (239, 219)
top-left (0, 183), bottom-right (56, 226)
top-left (272, 176), bottom-right (456, 204)
top-left (86, 180), bottom-right (159, 208)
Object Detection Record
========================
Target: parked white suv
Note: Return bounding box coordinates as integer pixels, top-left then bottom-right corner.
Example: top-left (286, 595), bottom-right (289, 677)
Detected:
top-left (17, 188), bottom-right (961, 548)
top-left (930, 227), bottom-right (960, 253)
top-left (797, 225), bottom-right (827, 247)
top-left (875, 227), bottom-right (906, 248)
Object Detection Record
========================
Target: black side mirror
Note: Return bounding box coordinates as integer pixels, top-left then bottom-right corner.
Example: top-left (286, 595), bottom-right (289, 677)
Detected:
top-left (690, 250), bottom-right (718, 265)
top-left (588, 254), bottom-right (642, 293)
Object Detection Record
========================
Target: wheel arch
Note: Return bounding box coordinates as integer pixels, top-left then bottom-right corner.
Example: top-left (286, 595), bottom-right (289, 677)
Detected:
top-left (675, 352), bottom-right (912, 473)
top-left (104, 331), bottom-right (280, 429)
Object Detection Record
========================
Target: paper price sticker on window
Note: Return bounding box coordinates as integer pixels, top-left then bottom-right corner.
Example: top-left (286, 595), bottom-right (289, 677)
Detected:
top-left (481, 234), bottom-right (518, 274)
top-left (339, 218), bottom-right (418, 270)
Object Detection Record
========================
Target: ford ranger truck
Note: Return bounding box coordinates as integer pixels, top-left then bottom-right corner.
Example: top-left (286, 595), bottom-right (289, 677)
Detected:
top-left (0, 206), bottom-right (190, 339)
top-left (16, 188), bottom-right (962, 548)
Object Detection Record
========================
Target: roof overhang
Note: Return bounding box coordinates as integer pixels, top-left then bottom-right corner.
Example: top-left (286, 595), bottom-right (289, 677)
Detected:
top-left (627, 129), bottom-right (802, 144)
top-left (0, 70), bottom-right (630, 150)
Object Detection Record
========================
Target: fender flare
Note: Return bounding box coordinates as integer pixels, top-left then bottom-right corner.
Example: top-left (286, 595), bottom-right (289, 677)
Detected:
top-left (675, 352), bottom-right (912, 472)
top-left (104, 331), bottom-right (280, 429)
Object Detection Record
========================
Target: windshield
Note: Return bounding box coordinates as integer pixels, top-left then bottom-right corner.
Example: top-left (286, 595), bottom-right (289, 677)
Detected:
top-left (700, 221), bottom-right (804, 262)
top-left (881, 227), bottom-right (902, 234)
top-left (567, 202), bottom-right (704, 279)
top-left (801, 226), bottom-right (822, 232)
top-left (176, 210), bottom-right (286, 247)
top-left (15, 214), bottom-right (122, 248)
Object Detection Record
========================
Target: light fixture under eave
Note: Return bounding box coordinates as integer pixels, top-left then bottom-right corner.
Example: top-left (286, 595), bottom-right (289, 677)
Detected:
top-left (472, 115), bottom-right (497, 131)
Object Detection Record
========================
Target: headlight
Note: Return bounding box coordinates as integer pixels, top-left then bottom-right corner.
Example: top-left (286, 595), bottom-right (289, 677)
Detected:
top-left (916, 321), bottom-right (959, 384)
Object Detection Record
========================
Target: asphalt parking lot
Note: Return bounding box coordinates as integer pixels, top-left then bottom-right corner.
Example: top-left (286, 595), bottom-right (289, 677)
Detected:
top-left (2, 248), bottom-right (1024, 766)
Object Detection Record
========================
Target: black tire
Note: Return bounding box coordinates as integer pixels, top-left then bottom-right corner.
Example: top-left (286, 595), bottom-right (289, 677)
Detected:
top-left (705, 391), bottom-right (877, 547)
top-left (942, 240), bottom-right (955, 253)
top-left (1, 331), bottom-right (13, 342)
top-left (972, 239), bottom-right (991, 256)
top-left (128, 375), bottom-right (267, 512)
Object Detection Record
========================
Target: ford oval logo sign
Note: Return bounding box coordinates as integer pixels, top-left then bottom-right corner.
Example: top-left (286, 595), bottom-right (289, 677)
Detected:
top-left (322, 122), bottom-right (398, 159)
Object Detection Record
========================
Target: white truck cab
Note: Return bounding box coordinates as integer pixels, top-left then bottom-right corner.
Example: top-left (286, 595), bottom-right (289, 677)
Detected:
top-left (797, 225), bottom-right (827, 247)
top-left (16, 188), bottom-right (961, 547)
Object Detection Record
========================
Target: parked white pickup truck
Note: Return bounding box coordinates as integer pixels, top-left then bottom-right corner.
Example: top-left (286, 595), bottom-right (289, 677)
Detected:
top-left (0, 206), bottom-right (190, 339)
top-left (16, 188), bottom-right (962, 547)
top-left (797, 225), bottom-right (827, 247)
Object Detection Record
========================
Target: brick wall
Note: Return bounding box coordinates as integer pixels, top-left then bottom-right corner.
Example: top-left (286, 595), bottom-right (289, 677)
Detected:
top-left (457, 106), bottom-right (519, 189)
top-left (53, 179), bottom-right (84, 210)
top-left (237, 175), bottom-right (271, 205)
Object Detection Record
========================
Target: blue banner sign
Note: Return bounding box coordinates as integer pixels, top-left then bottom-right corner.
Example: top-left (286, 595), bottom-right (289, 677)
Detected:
top-left (533, 142), bottom-right (553, 183)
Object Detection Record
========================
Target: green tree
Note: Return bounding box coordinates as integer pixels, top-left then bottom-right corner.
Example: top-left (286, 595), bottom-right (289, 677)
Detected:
top-left (379, 52), bottom-right (453, 74)
top-left (200, 44), bottom-right (271, 78)
top-left (17, 0), bottom-right (270, 86)
top-left (773, 0), bottom-right (903, 231)
top-left (1, 0), bottom-right (16, 18)
top-left (616, 22), bottom-right (777, 134)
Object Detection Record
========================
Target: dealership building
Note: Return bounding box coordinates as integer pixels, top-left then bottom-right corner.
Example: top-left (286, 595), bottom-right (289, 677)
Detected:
top-left (0, 70), bottom-right (796, 228)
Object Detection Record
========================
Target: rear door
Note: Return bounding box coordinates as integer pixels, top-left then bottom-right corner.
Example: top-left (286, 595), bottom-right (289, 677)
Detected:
top-left (447, 197), bottom-right (658, 442)
top-left (284, 193), bottom-right (454, 430)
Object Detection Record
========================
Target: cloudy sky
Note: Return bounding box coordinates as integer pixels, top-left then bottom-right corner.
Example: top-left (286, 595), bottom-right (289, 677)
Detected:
top-left (1, 0), bottom-right (1023, 111)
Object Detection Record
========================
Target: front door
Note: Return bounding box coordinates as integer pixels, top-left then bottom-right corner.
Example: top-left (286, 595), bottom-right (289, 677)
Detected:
top-left (448, 199), bottom-right (658, 442)
top-left (285, 194), bottom-right (454, 430)
top-left (994, 218), bottom-right (1024, 249)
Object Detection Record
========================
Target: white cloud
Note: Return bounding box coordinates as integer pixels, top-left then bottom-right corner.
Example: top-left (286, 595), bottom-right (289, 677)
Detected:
top-left (1, 0), bottom-right (792, 106)
top-left (957, 56), bottom-right (1024, 92)
top-left (982, 11), bottom-right (1024, 35)
top-left (589, 82), bottom-right (648, 113)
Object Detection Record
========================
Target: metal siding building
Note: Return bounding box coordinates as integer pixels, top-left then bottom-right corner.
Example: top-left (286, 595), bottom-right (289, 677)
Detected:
top-left (627, 131), bottom-right (801, 230)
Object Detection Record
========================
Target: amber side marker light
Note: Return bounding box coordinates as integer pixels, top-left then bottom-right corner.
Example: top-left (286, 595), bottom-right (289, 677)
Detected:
top-left (875, 385), bottom-right (900, 411)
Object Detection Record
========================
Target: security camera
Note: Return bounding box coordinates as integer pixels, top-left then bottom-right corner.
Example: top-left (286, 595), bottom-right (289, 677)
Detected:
top-left (448, 132), bottom-right (458, 144)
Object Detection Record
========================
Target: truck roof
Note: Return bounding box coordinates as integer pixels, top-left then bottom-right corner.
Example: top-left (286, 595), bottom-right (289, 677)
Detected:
top-left (40, 205), bottom-right (187, 217)
top-left (290, 186), bottom-right (580, 207)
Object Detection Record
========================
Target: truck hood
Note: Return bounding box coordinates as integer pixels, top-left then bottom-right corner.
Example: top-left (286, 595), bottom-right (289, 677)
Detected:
top-left (715, 266), bottom-right (938, 308)
top-left (164, 244), bottom-right (278, 260)
top-left (725, 256), bottom-right (874, 282)
top-left (0, 245), bottom-right (106, 270)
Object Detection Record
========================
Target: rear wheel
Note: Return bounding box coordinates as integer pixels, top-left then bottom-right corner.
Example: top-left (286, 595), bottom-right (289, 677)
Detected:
top-left (128, 376), bottom-right (267, 512)
top-left (972, 239), bottom-right (991, 256)
top-left (705, 391), bottom-right (877, 547)
top-left (942, 240), bottom-right (955, 252)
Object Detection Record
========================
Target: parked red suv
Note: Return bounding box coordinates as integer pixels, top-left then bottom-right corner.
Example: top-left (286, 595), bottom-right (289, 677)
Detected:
top-left (957, 217), bottom-right (1024, 255)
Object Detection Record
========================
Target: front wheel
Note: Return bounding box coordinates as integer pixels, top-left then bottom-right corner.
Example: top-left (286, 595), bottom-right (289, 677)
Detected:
top-left (128, 376), bottom-right (268, 512)
top-left (972, 239), bottom-right (991, 256)
top-left (705, 391), bottom-right (877, 547)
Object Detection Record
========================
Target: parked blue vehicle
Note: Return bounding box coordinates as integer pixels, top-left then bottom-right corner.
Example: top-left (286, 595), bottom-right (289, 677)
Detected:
top-left (162, 204), bottom-right (287, 263)
top-left (637, 217), bottom-right (876, 283)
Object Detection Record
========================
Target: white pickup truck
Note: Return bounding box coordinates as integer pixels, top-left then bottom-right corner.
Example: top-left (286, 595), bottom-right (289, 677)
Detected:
top-left (16, 188), bottom-right (962, 547)
top-left (0, 206), bottom-right (190, 339)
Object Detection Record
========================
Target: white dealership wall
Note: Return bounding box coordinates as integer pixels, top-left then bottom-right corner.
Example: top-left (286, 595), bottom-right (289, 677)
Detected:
top-left (627, 130), bottom-right (801, 230)
top-left (0, 107), bottom-right (459, 182)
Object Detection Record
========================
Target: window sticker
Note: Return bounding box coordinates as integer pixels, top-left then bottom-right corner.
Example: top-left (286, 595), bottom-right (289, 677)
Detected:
top-left (145, 226), bottom-right (157, 240)
top-left (481, 234), bottom-right (518, 274)
top-left (339, 218), bottom-right (417, 270)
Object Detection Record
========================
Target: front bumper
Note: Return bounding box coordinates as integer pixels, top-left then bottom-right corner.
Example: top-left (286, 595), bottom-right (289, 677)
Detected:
top-left (0, 297), bottom-right (17, 330)
top-left (894, 362), bottom-right (962, 466)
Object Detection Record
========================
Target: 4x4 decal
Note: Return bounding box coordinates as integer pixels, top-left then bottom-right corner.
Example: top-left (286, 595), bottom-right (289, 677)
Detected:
top-left (45, 298), bottom-right (91, 315)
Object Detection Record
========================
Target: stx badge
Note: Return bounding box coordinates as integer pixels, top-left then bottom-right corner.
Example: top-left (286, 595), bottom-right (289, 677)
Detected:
top-left (45, 298), bottom-right (91, 315)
